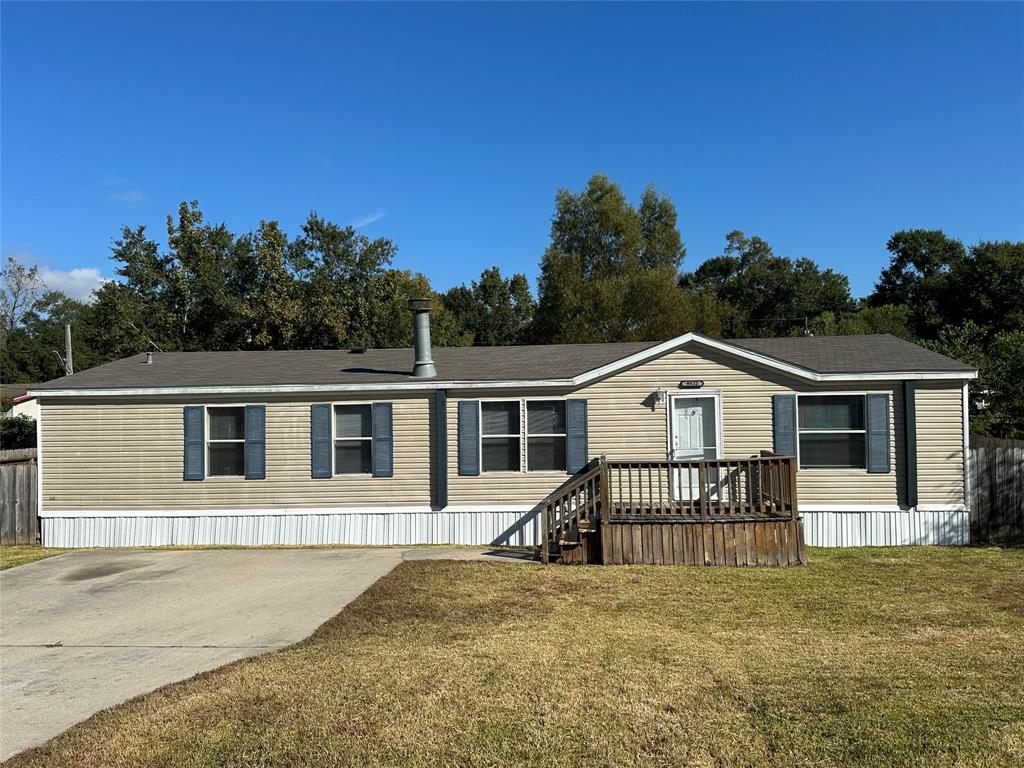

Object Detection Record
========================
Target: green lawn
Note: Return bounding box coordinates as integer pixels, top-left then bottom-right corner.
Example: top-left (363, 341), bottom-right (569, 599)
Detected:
top-left (9, 547), bottom-right (1024, 767)
top-left (0, 546), bottom-right (67, 570)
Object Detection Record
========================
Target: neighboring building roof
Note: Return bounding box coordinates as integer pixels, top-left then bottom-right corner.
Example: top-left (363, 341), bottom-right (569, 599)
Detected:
top-left (1, 383), bottom-right (37, 403)
top-left (29, 333), bottom-right (976, 396)
top-left (729, 334), bottom-right (975, 375)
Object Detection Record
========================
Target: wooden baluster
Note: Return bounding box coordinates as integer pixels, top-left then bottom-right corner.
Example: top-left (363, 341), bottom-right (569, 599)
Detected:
top-left (659, 462), bottom-right (667, 518)
top-left (698, 462), bottom-right (709, 521)
top-left (647, 464), bottom-right (654, 516)
top-left (622, 462), bottom-right (630, 518)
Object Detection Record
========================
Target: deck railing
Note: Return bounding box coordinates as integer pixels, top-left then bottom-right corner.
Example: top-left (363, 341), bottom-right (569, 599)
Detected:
top-left (604, 454), bottom-right (798, 522)
top-left (539, 453), bottom-right (800, 565)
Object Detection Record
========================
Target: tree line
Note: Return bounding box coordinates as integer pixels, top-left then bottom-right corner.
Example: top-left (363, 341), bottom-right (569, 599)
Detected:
top-left (2, 174), bottom-right (1021, 437)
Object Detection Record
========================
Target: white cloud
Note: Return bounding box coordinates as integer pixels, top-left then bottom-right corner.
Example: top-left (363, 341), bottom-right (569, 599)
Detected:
top-left (102, 176), bottom-right (144, 205)
top-left (38, 266), bottom-right (110, 302)
top-left (107, 188), bottom-right (144, 204)
top-left (351, 208), bottom-right (385, 228)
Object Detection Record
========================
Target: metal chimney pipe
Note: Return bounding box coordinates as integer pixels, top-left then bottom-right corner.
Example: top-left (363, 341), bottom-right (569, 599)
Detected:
top-left (408, 298), bottom-right (436, 378)
top-left (64, 323), bottom-right (74, 375)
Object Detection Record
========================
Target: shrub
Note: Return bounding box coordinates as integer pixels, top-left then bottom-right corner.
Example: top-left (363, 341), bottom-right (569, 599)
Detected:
top-left (1, 414), bottom-right (36, 449)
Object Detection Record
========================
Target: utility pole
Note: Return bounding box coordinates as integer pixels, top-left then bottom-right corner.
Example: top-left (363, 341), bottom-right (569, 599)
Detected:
top-left (64, 323), bottom-right (74, 375)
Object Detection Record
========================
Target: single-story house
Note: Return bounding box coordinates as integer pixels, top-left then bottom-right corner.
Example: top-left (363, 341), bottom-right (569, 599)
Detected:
top-left (29, 302), bottom-right (976, 551)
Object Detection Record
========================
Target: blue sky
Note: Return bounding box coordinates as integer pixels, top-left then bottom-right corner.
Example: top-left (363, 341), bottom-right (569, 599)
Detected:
top-left (2, 1), bottom-right (1022, 301)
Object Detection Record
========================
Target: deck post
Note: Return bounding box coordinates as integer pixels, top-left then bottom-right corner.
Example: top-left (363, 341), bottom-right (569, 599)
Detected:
top-left (599, 454), bottom-right (609, 519)
top-left (540, 502), bottom-right (550, 564)
top-left (788, 456), bottom-right (799, 521)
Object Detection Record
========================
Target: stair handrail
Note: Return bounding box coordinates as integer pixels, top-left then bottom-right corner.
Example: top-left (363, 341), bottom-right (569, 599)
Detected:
top-left (539, 456), bottom-right (604, 564)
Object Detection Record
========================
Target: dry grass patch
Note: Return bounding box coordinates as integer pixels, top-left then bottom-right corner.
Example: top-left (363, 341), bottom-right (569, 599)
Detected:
top-left (7, 547), bottom-right (1024, 767)
top-left (0, 546), bottom-right (68, 570)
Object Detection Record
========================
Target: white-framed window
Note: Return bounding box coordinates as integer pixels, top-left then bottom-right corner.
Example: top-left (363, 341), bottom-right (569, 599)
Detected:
top-left (526, 400), bottom-right (567, 472)
top-left (797, 394), bottom-right (867, 469)
top-left (334, 404), bottom-right (372, 475)
top-left (481, 401), bottom-right (521, 472)
top-left (207, 406), bottom-right (245, 477)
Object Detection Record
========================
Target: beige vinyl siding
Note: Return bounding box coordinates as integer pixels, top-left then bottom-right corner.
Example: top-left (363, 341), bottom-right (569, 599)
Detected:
top-left (41, 393), bottom-right (432, 510)
top-left (447, 343), bottom-right (904, 508)
top-left (915, 382), bottom-right (965, 507)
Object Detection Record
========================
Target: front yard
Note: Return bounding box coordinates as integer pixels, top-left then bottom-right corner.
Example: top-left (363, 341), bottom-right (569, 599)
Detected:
top-left (9, 547), bottom-right (1024, 767)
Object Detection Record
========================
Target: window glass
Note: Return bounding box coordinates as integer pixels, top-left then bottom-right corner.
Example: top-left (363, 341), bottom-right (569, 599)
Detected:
top-left (527, 436), bottom-right (566, 472)
top-left (209, 407), bottom-right (244, 440)
top-left (207, 406), bottom-right (245, 477)
top-left (482, 436), bottom-right (520, 472)
top-left (798, 395), bottom-right (864, 430)
top-left (334, 404), bottom-right (373, 474)
top-left (526, 401), bottom-right (567, 471)
top-left (798, 394), bottom-right (868, 469)
top-left (335, 441), bottom-right (372, 474)
top-left (208, 443), bottom-right (245, 476)
top-left (335, 405), bottom-right (372, 438)
top-left (799, 433), bottom-right (866, 469)
top-left (527, 401), bottom-right (566, 434)
top-left (481, 402), bottom-right (519, 436)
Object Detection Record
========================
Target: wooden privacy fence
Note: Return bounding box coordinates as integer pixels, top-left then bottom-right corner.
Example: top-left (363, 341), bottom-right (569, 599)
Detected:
top-left (970, 435), bottom-right (1024, 546)
top-left (1, 448), bottom-right (39, 545)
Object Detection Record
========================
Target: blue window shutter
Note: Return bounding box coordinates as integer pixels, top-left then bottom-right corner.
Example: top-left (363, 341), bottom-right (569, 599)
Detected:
top-left (457, 400), bottom-right (480, 476)
top-left (183, 406), bottom-right (205, 481)
top-left (772, 395), bottom-right (796, 456)
top-left (565, 399), bottom-right (589, 474)
top-left (866, 393), bottom-right (891, 473)
top-left (371, 402), bottom-right (394, 478)
top-left (244, 405), bottom-right (266, 480)
top-left (436, 390), bottom-right (448, 507)
top-left (903, 382), bottom-right (918, 504)
top-left (310, 404), bottom-right (332, 479)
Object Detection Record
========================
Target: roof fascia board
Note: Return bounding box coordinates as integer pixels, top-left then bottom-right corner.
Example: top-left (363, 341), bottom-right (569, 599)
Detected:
top-left (27, 370), bottom-right (976, 399)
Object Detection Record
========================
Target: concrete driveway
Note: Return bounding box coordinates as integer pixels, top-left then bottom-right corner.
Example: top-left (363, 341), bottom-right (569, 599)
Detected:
top-left (0, 548), bottom-right (411, 759)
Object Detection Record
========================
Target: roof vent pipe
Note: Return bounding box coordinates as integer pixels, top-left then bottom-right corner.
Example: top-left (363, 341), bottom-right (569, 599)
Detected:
top-left (408, 298), bottom-right (436, 378)
top-left (145, 351), bottom-right (154, 365)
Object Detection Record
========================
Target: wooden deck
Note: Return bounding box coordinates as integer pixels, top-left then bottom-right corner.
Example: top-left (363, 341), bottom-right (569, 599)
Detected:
top-left (540, 454), bottom-right (806, 566)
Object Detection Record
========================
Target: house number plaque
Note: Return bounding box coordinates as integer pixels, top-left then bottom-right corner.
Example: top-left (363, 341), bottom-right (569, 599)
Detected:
top-left (679, 380), bottom-right (705, 388)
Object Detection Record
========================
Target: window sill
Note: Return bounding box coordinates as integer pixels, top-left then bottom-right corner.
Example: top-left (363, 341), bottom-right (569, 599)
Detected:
top-left (798, 467), bottom-right (879, 473)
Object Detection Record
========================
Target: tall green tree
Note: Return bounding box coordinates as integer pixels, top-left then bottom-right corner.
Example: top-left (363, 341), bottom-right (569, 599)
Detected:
top-left (868, 229), bottom-right (966, 339)
top-left (533, 174), bottom-right (693, 343)
top-left (946, 240), bottom-right (1024, 341)
top-left (808, 304), bottom-right (915, 340)
top-left (442, 267), bottom-right (535, 346)
top-left (682, 231), bottom-right (854, 337)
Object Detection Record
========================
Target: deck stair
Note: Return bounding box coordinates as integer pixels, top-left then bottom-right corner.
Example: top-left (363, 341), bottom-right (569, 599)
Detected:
top-left (539, 454), bottom-right (806, 566)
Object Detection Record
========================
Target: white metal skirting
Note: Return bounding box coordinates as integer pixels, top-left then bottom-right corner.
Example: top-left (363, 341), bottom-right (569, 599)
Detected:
top-left (42, 509), bottom-right (969, 549)
top-left (41, 510), bottom-right (541, 549)
top-left (801, 510), bottom-right (969, 547)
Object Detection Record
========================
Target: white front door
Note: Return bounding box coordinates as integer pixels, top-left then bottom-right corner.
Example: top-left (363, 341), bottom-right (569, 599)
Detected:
top-left (669, 395), bottom-right (720, 501)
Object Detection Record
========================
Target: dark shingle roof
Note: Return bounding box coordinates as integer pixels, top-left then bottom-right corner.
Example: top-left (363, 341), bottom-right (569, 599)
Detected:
top-left (30, 334), bottom-right (974, 392)
top-left (30, 342), bottom-right (661, 391)
top-left (729, 334), bottom-right (975, 374)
